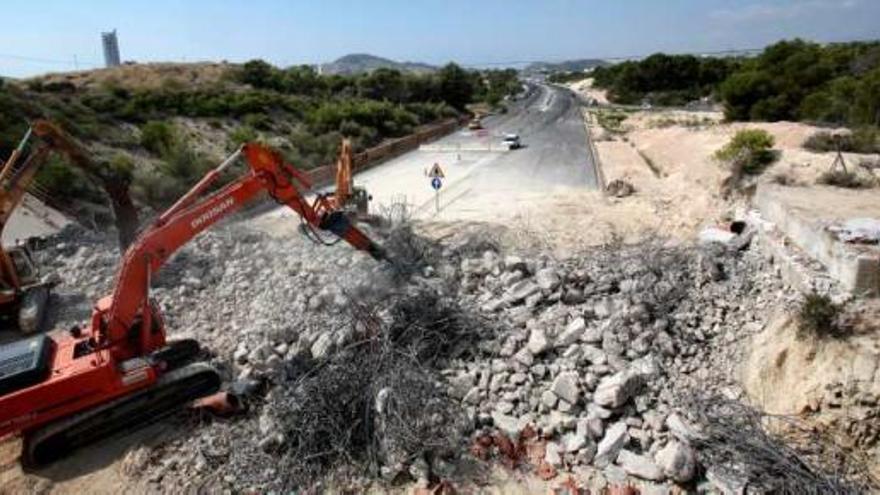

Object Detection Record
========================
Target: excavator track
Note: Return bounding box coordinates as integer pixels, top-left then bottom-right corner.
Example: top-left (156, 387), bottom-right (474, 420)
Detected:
top-left (22, 362), bottom-right (220, 468)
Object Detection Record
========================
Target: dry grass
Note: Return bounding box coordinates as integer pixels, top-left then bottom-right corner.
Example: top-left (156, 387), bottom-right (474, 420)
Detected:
top-left (29, 62), bottom-right (233, 91)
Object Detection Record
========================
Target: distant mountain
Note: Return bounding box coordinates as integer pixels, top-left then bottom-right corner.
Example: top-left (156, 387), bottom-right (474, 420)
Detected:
top-left (524, 59), bottom-right (609, 74)
top-left (321, 54), bottom-right (437, 75)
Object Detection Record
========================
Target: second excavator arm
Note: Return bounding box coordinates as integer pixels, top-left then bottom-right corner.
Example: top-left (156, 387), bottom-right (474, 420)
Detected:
top-left (95, 142), bottom-right (385, 357)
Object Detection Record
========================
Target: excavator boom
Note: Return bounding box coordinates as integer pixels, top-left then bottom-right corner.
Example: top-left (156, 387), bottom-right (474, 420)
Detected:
top-left (0, 142), bottom-right (387, 465)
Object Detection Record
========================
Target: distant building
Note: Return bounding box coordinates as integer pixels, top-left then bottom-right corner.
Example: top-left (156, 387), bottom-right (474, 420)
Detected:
top-left (101, 30), bottom-right (121, 67)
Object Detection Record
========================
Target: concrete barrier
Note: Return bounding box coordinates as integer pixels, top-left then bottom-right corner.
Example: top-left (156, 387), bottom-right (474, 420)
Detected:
top-left (754, 184), bottom-right (879, 297)
top-left (419, 143), bottom-right (506, 153)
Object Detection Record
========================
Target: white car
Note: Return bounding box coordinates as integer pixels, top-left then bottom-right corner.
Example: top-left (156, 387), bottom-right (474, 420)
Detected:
top-left (502, 134), bottom-right (522, 150)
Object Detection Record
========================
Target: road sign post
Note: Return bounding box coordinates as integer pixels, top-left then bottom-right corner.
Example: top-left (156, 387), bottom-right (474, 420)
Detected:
top-left (428, 163), bottom-right (445, 215)
top-left (431, 177), bottom-right (442, 213)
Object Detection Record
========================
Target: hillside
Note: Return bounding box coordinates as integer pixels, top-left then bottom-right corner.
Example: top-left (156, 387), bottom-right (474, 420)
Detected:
top-left (321, 53), bottom-right (436, 75)
top-left (27, 62), bottom-right (231, 91)
top-left (524, 58), bottom-right (608, 74)
top-left (0, 60), bottom-right (523, 225)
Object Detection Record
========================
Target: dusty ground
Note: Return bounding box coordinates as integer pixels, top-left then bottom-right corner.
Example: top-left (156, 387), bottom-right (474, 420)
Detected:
top-left (552, 107), bottom-right (880, 248)
top-left (566, 79), bottom-right (608, 105)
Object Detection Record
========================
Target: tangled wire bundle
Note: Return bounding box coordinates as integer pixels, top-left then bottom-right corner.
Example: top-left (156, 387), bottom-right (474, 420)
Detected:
top-left (687, 396), bottom-right (877, 494)
top-left (264, 282), bottom-right (489, 489)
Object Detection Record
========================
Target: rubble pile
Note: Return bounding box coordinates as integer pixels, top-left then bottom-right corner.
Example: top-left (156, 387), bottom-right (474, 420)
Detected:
top-left (445, 240), bottom-right (787, 488)
top-left (39, 221), bottom-right (858, 492)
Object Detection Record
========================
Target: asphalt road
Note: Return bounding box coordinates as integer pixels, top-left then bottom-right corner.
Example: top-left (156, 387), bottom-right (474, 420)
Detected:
top-left (260, 83), bottom-right (598, 224)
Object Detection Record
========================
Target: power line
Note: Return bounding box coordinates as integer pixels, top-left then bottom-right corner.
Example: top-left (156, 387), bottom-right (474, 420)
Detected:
top-left (0, 52), bottom-right (101, 68)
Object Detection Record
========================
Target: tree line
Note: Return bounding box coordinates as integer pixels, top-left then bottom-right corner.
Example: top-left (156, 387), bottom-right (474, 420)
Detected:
top-left (0, 60), bottom-right (522, 211)
top-left (584, 39), bottom-right (880, 127)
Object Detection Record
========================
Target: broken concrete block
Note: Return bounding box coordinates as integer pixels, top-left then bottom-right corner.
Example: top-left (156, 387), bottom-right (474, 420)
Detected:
top-left (617, 449), bottom-right (664, 481)
top-left (310, 334), bottom-right (334, 360)
top-left (582, 345), bottom-right (607, 365)
top-left (550, 372), bottom-right (580, 404)
top-left (506, 280), bottom-right (540, 302)
top-left (448, 372), bottom-right (475, 399)
top-left (504, 255), bottom-right (527, 273)
top-left (556, 317), bottom-right (586, 347)
top-left (463, 386), bottom-right (482, 405)
top-left (594, 421), bottom-right (629, 468)
top-left (594, 371), bottom-right (645, 408)
top-left (535, 267), bottom-right (561, 290)
top-left (699, 227), bottom-right (736, 245)
top-left (666, 413), bottom-right (701, 443)
top-left (656, 441), bottom-right (696, 483)
top-left (545, 441), bottom-right (563, 467)
top-left (492, 412), bottom-right (524, 438)
top-left (526, 328), bottom-right (550, 355)
top-left (562, 431), bottom-right (590, 453)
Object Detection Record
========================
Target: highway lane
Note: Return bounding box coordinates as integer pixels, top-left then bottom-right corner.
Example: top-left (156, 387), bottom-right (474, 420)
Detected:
top-left (258, 83), bottom-right (598, 225)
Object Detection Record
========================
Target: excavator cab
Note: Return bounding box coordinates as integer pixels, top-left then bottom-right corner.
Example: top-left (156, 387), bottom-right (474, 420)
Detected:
top-left (9, 245), bottom-right (39, 286)
top-left (0, 334), bottom-right (53, 395)
top-left (347, 187), bottom-right (371, 217)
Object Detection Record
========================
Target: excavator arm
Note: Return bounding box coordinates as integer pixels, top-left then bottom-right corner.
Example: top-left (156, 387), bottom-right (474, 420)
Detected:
top-left (31, 119), bottom-right (140, 250)
top-left (0, 127), bottom-right (47, 237)
top-left (99, 143), bottom-right (385, 354)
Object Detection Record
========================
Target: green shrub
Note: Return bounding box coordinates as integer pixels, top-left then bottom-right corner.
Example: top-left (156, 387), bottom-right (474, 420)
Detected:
top-left (134, 168), bottom-right (186, 208)
top-left (140, 121), bottom-right (176, 155)
top-left (242, 112), bottom-right (271, 130)
top-left (714, 129), bottom-right (778, 174)
top-left (107, 153), bottom-right (135, 183)
top-left (34, 154), bottom-right (102, 203)
top-left (798, 292), bottom-right (847, 339)
top-left (596, 111), bottom-right (628, 132)
top-left (228, 125), bottom-right (258, 150)
top-left (817, 170), bottom-right (876, 189)
top-left (803, 128), bottom-right (880, 154)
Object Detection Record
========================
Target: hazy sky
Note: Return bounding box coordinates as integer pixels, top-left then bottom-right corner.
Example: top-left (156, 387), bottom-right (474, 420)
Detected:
top-left (2, 0), bottom-right (879, 77)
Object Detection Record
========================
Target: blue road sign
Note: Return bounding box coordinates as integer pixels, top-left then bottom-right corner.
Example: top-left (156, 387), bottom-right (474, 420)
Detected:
top-left (431, 177), bottom-right (442, 190)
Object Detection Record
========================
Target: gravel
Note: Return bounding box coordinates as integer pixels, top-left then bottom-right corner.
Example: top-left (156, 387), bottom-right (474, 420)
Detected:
top-left (37, 221), bottom-right (806, 492)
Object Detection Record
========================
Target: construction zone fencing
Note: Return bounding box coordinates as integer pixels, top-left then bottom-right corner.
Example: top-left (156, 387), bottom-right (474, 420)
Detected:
top-left (307, 117), bottom-right (466, 188)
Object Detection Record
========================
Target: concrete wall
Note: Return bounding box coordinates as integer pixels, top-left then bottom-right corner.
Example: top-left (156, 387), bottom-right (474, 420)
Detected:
top-left (754, 184), bottom-right (879, 297)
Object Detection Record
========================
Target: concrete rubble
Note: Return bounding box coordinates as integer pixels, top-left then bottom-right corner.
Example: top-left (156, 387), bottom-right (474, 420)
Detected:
top-left (36, 221), bottom-right (788, 492)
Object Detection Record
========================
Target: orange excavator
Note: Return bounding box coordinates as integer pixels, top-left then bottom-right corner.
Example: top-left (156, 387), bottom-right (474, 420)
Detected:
top-left (0, 142), bottom-right (386, 466)
top-left (0, 126), bottom-right (60, 334)
top-left (0, 120), bottom-right (138, 334)
top-left (326, 138), bottom-right (371, 217)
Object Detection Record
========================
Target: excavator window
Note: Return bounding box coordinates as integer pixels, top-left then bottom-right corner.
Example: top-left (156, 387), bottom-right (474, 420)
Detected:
top-left (8, 248), bottom-right (37, 285)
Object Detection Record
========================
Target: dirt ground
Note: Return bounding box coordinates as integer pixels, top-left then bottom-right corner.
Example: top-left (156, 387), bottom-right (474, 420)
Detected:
top-left (541, 101), bottom-right (880, 251)
top-left (0, 426), bottom-right (166, 495)
top-left (566, 79), bottom-right (608, 105)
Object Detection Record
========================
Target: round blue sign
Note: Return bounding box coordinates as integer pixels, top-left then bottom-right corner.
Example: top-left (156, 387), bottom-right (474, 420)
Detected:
top-left (431, 177), bottom-right (442, 190)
